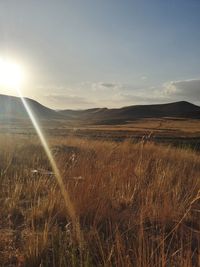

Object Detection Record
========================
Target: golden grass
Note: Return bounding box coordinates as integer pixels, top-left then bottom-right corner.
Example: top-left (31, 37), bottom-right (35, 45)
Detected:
top-left (2, 117), bottom-right (200, 138)
top-left (83, 118), bottom-right (200, 137)
top-left (0, 135), bottom-right (200, 266)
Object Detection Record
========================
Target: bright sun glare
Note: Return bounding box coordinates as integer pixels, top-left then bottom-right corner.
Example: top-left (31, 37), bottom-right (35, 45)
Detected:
top-left (0, 58), bottom-right (24, 88)
top-left (0, 57), bottom-right (79, 239)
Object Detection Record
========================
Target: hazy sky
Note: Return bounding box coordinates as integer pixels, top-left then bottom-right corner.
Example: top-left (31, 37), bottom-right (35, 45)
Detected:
top-left (0, 0), bottom-right (200, 109)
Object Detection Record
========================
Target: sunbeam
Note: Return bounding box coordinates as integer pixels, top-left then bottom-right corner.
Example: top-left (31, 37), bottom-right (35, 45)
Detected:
top-left (16, 87), bottom-right (81, 243)
top-left (0, 57), bottom-right (80, 241)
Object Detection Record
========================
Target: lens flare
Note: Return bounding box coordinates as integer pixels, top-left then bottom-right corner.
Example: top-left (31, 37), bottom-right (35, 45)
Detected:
top-left (16, 88), bottom-right (81, 243)
top-left (0, 57), bottom-right (81, 243)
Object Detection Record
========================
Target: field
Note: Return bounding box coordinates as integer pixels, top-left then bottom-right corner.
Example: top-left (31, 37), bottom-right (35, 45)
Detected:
top-left (0, 119), bottom-right (200, 266)
top-left (1, 117), bottom-right (200, 149)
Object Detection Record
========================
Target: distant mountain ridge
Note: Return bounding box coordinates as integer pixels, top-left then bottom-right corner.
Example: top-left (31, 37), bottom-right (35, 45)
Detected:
top-left (0, 94), bottom-right (200, 124)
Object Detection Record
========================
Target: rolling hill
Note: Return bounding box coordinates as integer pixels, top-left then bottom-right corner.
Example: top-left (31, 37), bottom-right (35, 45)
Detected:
top-left (0, 94), bottom-right (200, 124)
top-left (0, 94), bottom-right (61, 120)
top-left (60, 101), bottom-right (200, 124)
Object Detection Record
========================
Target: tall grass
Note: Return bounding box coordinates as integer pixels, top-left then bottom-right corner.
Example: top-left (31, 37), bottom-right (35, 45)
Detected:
top-left (0, 135), bottom-right (200, 266)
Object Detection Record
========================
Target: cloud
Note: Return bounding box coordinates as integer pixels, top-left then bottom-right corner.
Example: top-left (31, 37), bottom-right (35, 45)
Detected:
top-left (91, 82), bottom-right (120, 92)
top-left (163, 79), bottom-right (200, 102)
top-left (41, 82), bottom-right (168, 109)
top-left (100, 83), bottom-right (117, 88)
top-left (140, 76), bottom-right (147, 80)
top-left (42, 93), bottom-right (95, 109)
top-left (115, 93), bottom-right (159, 104)
top-left (29, 78), bottom-right (200, 109)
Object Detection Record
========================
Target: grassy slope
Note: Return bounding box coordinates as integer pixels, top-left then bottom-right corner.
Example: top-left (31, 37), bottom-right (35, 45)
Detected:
top-left (0, 136), bottom-right (200, 266)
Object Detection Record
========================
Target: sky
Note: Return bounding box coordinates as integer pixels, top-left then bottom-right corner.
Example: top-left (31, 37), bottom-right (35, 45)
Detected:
top-left (0, 0), bottom-right (200, 109)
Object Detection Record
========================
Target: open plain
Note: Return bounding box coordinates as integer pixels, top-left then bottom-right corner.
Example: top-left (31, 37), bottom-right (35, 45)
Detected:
top-left (0, 115), bottom-right (200, 266)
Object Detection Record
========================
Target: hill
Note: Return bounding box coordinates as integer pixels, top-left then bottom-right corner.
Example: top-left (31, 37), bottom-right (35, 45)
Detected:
top-left (0, 94), bottom-right (61, 120)
top-left (60, 101), bottom-right (200, 124)
top-left (1, 94), bottom-right (200, 124)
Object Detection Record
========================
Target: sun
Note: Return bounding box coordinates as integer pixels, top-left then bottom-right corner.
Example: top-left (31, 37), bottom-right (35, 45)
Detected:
top-left (0, 58), bottom-right (24, 89)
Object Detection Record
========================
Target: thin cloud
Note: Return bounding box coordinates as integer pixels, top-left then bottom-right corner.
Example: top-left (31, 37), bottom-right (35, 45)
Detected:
top-left (91, 82), bottom-right (120, 92)
top-left (31, 79), bottom-right (200, 109)
top-left (163, 79), bottom-right (200, 103)
top-left (43, 94), bottom-right (95, 109)
top-left (141, 76), bottom-right (147, 80)
top-left (100, 83), bottom-right (117, 88)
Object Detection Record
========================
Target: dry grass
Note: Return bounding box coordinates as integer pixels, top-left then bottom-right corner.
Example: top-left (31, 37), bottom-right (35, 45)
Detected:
top-left (2, 117), bottom-right (200, 139)
top-left (83, 118), bottom-right (200, 137)
top-left (0, 135), bottom-right (200, 266)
